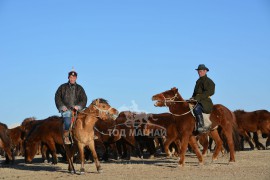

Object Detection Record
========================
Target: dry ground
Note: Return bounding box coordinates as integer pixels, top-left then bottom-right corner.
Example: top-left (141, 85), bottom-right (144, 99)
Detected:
top-left (1, 141), bottom-right (270, 180)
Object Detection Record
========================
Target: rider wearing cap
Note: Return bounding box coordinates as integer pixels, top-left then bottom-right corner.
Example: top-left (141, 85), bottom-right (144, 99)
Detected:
top-left (191, 64), bottom-right (215, 133)
top-left (55, 68), bottom-right (87, 144)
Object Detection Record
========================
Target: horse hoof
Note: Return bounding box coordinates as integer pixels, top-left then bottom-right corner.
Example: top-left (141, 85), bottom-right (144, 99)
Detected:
top-left (199, 162), bottom-right (204, 166)
top-left (97, 166), bottom-right (103, 173)
top-left (228, 160), bottom-right (236, 164)
top-left (68, 170), bottom-right (75, 174)
top-left (177, 164), bottom-right (184, 168)
top-left (80, 168), bottom-right (85, 175)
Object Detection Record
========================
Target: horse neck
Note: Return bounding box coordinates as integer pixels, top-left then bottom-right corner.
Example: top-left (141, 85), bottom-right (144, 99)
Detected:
top-left (167, 94), bottom-right (190, 115)
top-left (148, 115), bottom-right (168, 127)
top-left (79, 105), bottom-right (99, 129)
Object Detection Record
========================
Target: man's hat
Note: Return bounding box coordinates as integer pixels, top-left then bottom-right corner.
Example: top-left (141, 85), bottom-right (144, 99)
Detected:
top-left (68, 67), bottom-right (78, 77)
top-left (195, 64), bottom-right (209, 71)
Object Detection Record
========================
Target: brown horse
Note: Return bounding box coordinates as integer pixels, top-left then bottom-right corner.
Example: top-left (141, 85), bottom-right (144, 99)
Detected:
top-left (68, 98), bottom-right (119, 174)
top-left (24, 116), bottom-right (64, 164)
top-left (144, 113), bottom-right (220, 157)
top-left (6, 125), bottom-right (24, 156)
top-left (0, 122), bottom-right (14, 164)
top-left (234, 109), bottom-right (270, 150)
top-left (152, 87), bottom-right (239, 166)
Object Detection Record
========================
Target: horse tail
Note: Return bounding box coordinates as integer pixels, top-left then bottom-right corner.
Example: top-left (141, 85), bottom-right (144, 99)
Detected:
top-left (230, 110), bottom-right (241, 151)
top-left (0, 129), bottom-right (12, 148)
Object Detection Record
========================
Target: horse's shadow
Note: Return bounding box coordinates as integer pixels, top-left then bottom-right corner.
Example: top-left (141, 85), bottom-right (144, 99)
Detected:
top-left (101, 153), bottom-right (205, 168)
top-left (0, 157), bottom-right (64, 173)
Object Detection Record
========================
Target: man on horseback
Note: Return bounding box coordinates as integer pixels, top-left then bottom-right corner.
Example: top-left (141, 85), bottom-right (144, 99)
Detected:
top-left (191, 64), bottom-right (215, 133)
top-left (55, 68), bottom-right (87, 144)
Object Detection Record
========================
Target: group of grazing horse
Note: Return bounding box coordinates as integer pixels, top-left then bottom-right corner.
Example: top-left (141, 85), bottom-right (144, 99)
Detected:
top-left (1, 88), bottom-right (270, 174)
top-left (234, 109), bottom-right (270, 150)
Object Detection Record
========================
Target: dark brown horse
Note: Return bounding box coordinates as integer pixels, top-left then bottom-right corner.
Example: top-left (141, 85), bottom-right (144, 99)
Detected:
top-left (0, 122), bottom-right (14, 164)
top-left (234, 109), bottom-right (270, 150)
top-left (6, 125), bottom-right (24, 156)
top-left (152, 87), bottom-right (239, 166)
top-left (68, 98), bottom-right (119, 174)
top-left (24, 116), bottom-right (64, 164)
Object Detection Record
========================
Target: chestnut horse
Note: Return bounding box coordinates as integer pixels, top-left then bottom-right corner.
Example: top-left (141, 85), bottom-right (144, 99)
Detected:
top-left (234, 109), bottom-right (270, 150)
top-left (0, 122), bottom-right (14, 164)
top-left (68, 98), bottom-right (119, 174)
top-left (152, 87), bottom-right (239, 166)
top-left (144, 113), bottom-right (210, 157)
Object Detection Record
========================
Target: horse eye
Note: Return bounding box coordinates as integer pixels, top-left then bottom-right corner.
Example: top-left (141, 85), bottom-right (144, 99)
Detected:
top-left (102, 105), bottom-right (105, 108)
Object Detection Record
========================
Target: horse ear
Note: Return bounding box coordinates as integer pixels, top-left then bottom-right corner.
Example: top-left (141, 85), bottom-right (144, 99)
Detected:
top-left (97, 99), bottom-right (100, 105)
top-left (172, 87), bottom-right (178, 91)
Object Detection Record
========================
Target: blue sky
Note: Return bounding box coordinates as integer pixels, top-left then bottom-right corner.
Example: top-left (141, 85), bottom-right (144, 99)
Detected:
top-left (0, 0), bottom-right (269, 127)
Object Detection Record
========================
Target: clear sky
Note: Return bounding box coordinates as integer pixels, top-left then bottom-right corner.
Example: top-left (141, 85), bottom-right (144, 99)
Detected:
top-left (1, 0), bottom-right (269, 127)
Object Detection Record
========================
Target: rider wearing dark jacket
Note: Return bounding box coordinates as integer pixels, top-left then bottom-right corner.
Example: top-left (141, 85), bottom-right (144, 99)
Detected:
top-left (55, 69), bottom-right (87, 144)
top-left (191, 64), bottom-right (215, 133)
top-left (55, 82), bottom-right (87, 112)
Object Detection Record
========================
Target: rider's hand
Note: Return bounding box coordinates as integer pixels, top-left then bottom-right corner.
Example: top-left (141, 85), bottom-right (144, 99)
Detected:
top-left (74, 106), bottom-right (79, 110)
top-left (62, 106), bottom-right (68, 112)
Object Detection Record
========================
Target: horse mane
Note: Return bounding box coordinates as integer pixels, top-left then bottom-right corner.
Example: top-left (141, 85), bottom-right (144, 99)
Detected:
top-left (46, 116), bottom-right (62, 120)
top-left (91, 98), bottom-right (109, 105)
top-left (21, 117), bottom-right (36, 126)
top-left (0, 122), bottom-right (8, 129)
top-left (82, 98), bottom-right (109, 115)
top-left (234, 109), bottom-right (245, 113)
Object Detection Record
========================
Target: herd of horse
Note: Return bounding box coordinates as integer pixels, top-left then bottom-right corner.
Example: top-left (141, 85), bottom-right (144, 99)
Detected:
top-left (0, 87), bottom-right (270, 174)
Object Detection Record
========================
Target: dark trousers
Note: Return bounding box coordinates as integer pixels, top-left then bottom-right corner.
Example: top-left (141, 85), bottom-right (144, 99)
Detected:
top-left (193, 103), bottom-right (204, 129)
top-left (63, 117), bottom-right (71, 130)
top-left (193, 103), bottom-right (203, 116)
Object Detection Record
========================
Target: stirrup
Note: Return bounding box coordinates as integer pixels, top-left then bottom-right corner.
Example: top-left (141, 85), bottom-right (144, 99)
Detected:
top-left (64, 136), bottom-right (71, 144)
top-left (197, 126), bottom-right (210, 133)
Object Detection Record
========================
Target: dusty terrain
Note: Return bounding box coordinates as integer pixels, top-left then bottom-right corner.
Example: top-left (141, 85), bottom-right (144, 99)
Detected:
top-left (1, 145), bottom-right (269, 180)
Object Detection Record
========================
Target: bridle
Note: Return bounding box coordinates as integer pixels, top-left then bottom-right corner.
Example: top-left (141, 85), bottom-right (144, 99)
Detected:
top-left (76, 103), bottom-right (117, 120)
top-left (160, 93), bottom-right (198, 117)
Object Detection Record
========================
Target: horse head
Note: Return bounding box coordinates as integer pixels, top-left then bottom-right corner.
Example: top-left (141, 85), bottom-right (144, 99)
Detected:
top-left (152, 87), bottom-right (181, 107)
top-left (89, 98), bottom-right (119, 120)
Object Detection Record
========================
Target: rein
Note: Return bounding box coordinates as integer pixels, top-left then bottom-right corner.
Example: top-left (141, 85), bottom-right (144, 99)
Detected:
top-left (94, 126), bottom-right (116, 136)
top-left (161, 94), bottom-right (198, 117)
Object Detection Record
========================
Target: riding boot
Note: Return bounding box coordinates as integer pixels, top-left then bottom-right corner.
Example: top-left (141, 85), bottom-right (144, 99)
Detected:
top-left (196, 114), bottom-right (205, 133)
top-left (63, 130), bottom-right (71, 144)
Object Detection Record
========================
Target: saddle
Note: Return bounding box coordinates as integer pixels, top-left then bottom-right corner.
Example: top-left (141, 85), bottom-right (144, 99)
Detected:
top-left (189, 103), bottom-right (213, 132)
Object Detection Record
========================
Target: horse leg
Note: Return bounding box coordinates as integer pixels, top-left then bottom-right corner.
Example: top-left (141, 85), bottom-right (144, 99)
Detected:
top-left (41, 144), bottom-right (48, 163)
top-left (45, 141), bottom-right (58, 164)
top-left (266, 135), bottom-right (270, 148)
top-left (222, 128), bottom-right (236, 162)
top-left (244, 131), bottom-right (255, 150)
top-left (178, 134), bottom-right (190, 167)
top-left (0, 140), bottom-right (14, 164)
top-left (252, 132), bottom-right (265, 150)
top-left (158, 137), bottom-right (165, 153)
top-left (163, 138), bottom-right (174, 157)
top-left (88, 140), bottom-right (102, 173)
top-left (77, 142), bottom-right (86, 174)
top-left (188, 136), bottom-right (203, 164)
top-left (65, 144), bottom-right (76, 174)
top-left (209, 129), bottom-right (223, 161)
top-left (198, 134), bottom-right (209, 156)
